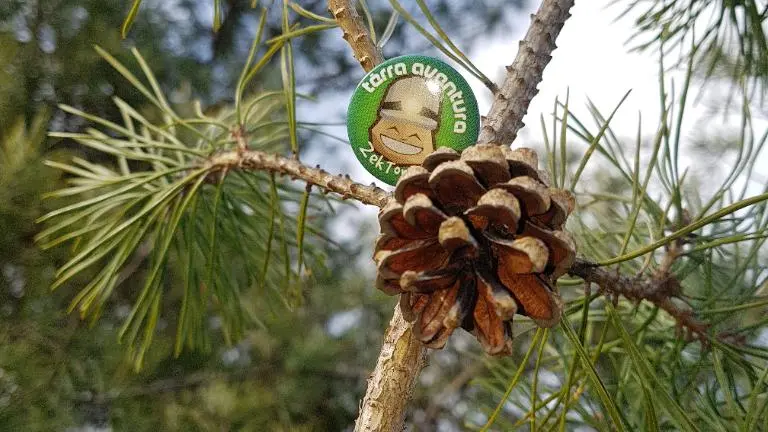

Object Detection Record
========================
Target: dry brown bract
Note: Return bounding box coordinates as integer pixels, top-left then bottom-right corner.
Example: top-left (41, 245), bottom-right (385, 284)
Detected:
top-left (374, 144), bottom-right (576, 355)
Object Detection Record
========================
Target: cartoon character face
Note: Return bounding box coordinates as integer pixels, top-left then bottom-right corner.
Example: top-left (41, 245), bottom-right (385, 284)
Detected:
top-left (369, 76), bottom-right (441, 165)
top-left (370, 119), bottom-right (435, 164)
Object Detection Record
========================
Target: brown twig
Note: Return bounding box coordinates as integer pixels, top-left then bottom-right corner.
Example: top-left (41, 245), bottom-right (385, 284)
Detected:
top-left (354, 306), bottom-right (427, 432)
top-left (568, 260), bottom-right (709, 340)
top-left (204, 145), bottom-right (717, 420)
top-left (206, 0), bottom-right (712, 422)
top-left (208, 149), bottom-right (390, 208)
top-left (210, 0), bottom-right (703, 428)
top-left (477, 0), bottom-right (575, 146)
top-left (328, 0), bottom-right (383, 72)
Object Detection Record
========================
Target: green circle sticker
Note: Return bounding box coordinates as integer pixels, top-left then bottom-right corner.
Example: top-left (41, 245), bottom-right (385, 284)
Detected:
top-left (346, 55), bottom-right (480, 185)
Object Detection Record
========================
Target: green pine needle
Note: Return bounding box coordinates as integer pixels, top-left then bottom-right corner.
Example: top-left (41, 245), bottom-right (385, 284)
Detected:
top-left (37, 47), bottom-right (326, 368)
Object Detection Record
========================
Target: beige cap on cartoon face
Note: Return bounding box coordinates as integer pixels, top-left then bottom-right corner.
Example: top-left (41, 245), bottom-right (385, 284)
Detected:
top-left (370, 76), bottom-right (442, 165)
top-left (378, 76), bottom-right (441, 130)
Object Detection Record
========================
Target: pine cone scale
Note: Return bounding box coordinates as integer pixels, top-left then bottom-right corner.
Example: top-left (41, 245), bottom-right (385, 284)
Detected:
top-left (473, 279), bottom-right (509, 354)
top-left (429, 161), bottom-right (486, 212)
top-left (489, 234), bottom-right (549, 274)
top-left (438, 217), bottom-right (478, 253)
top-left (376, 240), bottom-right (450, 278)
top-left (465, 188), bottom-right (521, 233)
top-left (419, 282), bottom-right (461, 334)
top-left (497, 271), bottom-right (559, 327)
top-left (400, 266), bottom-right (460, 293)
top-left (422, 147), bottom-right (460, 171)
top-left (461, 144), bottom-right (512, 186)
top-left (394, 166), bottom-right (432, 203)
top-left (403, 194), bottom-right (446, 235)
top-left (379, 201), bottom-right (432, 239)
top-left (495, 176), bottom-right (551, 216)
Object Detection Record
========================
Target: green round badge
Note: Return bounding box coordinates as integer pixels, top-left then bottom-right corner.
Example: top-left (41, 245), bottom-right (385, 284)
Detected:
top-left (347, 55), bottom-right (480, 185)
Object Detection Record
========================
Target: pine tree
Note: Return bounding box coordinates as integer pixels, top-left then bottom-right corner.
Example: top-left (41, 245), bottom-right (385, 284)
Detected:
top-left (26, 0), bottom-right (768, 431)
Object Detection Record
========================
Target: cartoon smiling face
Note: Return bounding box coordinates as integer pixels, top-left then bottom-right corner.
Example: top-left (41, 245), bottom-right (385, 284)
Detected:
top-left (369, 76), bottom-right (441, 165)
top-left (370, 118), bottom-right (435, 164)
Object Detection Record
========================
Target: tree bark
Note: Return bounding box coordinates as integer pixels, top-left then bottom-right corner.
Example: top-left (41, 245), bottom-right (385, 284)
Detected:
top-left (328, 0), bottom-right (383, 72)
top-left (208, 149), bottom-right (391, 207)
top-left (353, 306), bottom-right (427, 432)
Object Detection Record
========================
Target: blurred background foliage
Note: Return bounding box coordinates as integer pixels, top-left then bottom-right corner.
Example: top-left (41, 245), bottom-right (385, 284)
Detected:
top-left (2, 0), bottom-right (768, 431)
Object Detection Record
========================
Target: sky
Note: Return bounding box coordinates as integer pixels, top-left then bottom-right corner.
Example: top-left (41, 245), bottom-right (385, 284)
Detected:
top-left (474, 1), bottom-right (671, 141)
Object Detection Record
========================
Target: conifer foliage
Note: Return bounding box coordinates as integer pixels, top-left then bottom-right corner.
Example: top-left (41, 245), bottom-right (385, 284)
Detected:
top-left (26, 0), bottom-right (768, 430)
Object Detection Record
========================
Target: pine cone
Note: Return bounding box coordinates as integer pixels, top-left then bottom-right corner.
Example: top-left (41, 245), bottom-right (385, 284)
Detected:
top-left (374, 144), bottom-right (576, 355)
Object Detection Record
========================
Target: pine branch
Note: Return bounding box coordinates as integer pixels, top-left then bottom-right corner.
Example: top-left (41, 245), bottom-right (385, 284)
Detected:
top-left (353, 306), bottom-right (427, 432)
top-left (328, 0), bottom-right (383, 72)
top-left (568, 260), bottom-right (709, 340)
top-left (208, 149), bottom-right (390, 207)
top-left (477, 0), bottom-right (574, 146)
